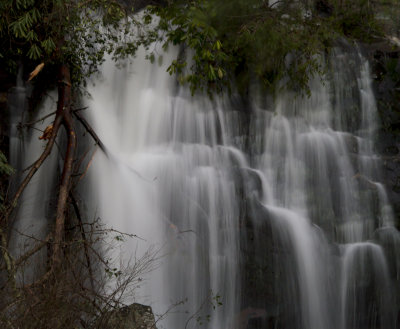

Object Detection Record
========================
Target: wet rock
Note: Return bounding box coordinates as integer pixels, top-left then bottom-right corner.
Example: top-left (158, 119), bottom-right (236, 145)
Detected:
top-left (102, 303), bottom-right (158, 329)
top-left (342, 133), bottom-right (359, 154)
top-left (368, 45), bottom-right (400, 228)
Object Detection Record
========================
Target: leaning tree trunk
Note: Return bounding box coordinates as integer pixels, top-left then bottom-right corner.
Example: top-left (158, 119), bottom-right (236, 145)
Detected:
top-left (0, 63), bottom-right (77, 278)
top-left (52, 64), bottom-right (76, 267)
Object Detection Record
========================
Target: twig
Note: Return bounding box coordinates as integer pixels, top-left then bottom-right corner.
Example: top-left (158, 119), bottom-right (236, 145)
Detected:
top-left (19, 110), bottom-right (57, 128)
top-left (105, 227), bottom-right (146, 242)
top-left (19, 107), bottom-right (87, 130)
top-left (74, 147), bottom-right (92, 177)
top-left (14, 233), bottom-right (52, 268)
top-left (69, 193), bottom-right (95, 291)
top-left (24, 268), bottom-right (54, 289)
top-left (184, 297), bottom-right (210, 329)
top-left (152, 300), bottom-right (186, 329)
top-left (77, 148), bottom-right (97, 183)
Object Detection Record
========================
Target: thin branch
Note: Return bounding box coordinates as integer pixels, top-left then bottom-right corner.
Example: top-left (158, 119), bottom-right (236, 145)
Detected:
top-left (18, 110), bottom-right (57, 129)
top-left (74, 107), bottom-right (155, 182)
top-left (104, 228), bottom-right (146, 242)
top-left (75, 147), bottom-right (92, 177)
top-left (77, 148), bottom-right (97, 183)
top-left (153, 300), bottom-right (186, 329)
top-left (70, 193), bottom-right (95, 291)
top-left (184, 296), bottom-right (210, 329)
top-left (19, 107), bottom-right (87, 130)
top-left (73, 110), bottom-right (107, 154)
top-left (14, 233), bottom-right (52, 268)
top-left (1, 110), bottom-right (63, 226)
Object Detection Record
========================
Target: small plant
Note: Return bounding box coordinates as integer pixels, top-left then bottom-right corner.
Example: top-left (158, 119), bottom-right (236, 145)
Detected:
top-left (184, 291), bottom-right (224, 328)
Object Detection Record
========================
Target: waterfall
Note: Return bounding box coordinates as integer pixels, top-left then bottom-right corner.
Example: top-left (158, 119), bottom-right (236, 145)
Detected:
top-left (85, 48), bottom-right (242, 328)
top-left (82, 45), bottom-right (400, 329)
top-left (8, 70), bottom-right (59, 283)
top-left (9, 43), bottom-right (400, 328)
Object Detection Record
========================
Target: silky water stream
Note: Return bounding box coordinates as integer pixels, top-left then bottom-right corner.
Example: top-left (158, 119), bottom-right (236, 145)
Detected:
top-left (10, 45), bottom-right (400, 329)
top-left (84, 47), bottom-right (400, 329)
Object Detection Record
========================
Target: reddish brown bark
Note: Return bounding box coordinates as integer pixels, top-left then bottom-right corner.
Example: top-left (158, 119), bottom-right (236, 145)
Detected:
top-left (52, 64), bottom-right (76, 267)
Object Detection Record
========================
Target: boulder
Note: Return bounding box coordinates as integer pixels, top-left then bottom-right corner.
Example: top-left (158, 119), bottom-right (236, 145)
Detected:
top-left (102, 303), bottom-right (158, 329)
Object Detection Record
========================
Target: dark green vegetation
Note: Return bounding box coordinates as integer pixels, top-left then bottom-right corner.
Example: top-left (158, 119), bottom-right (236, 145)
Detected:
top-left (0, 0), bottom-right (147, 88)
top-left (148, 0), bottom-right (387, 95)
top-left (1, 0), bottom-right (397, 95)
top-left (0, 0), bottom-right (399, 328)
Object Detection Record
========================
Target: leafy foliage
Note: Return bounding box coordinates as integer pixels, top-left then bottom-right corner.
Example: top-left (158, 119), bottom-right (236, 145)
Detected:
top-left (0, 0), bottom-right (390, 95)
top-left (0, 0), bottom-right (145, 85)
top-left (144, 0), bottom-right (387, 96)
top-left (330, 0), bottom-right (383, 41)
top-left (0, 151), bottom-right (14, 176)
top-left (0, 151), bottom-right (14, 213)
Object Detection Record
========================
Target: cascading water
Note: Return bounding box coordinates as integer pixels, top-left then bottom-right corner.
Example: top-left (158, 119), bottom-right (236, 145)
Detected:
top-left (82, 44), bottom-right (400, 329)
top-left (8, 72), bottom-right (59, 283)
top-left (10, 43), bottom-right (400, 328)
top-left (85, 48), bottom-right (241, 329)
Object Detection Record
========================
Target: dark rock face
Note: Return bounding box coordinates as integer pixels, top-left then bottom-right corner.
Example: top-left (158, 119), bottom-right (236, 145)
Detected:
top-left (0, 68), bottom-right (13, 156)
top-left (240, 199), bottom-right (290, 329)
top-left (102, 303), bottom-right (158, 329)
top-left (237, 45), bottom-right (400, 329)
top-left (314, 0), bottom-right (334, 17)
top-left (369, 47), bottom-right (400, 228)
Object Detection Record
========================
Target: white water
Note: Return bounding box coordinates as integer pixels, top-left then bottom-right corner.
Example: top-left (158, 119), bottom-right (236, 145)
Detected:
top-left (81, 46), bottom-right (400, 329)
top-left (8, 73), bottom-right (59, 283)
top-left (9, 45), bottom-right (400, 329)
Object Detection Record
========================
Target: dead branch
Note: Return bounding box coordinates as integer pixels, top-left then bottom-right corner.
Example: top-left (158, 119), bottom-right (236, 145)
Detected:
top-left (0, 233), bottom-right (51, 273)
top-left (24, 268), bottom-right (54, 289)
top-left (105, 228), bottom-right (146, 242)
top-left (73, 110), bottom-right (107, 155)
top-left (14, 234), bottom-right (52, 268)
top-left (19, 107), bottom-right (87, 130)
top-left (18, 110), bottom-right (57, 129)
top-left (77, 148), bottom-right (97, 183)
top-left (27, 63), bottom-right (45, 82)
top-left (153, 300), bottom-right (185, 329)
top-left (73, 110), bottom-right (154, 183)
top-left (70, 193), bottom-right (95, 291)
top-left (75, 147), bottom-right (91, 177)
top-left (1, 111), bottom-right (63, 226)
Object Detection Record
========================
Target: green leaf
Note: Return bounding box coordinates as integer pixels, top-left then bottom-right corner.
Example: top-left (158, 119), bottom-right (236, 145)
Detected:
top-left (26, 30), bottom-right (38, 41)
top-left (41, 38), bottom-right (56, 54)
top-left (27, 44), bottom-right (42, 59)
top-left (0, 151), bottom-right (14, 176)
top-left (9, 20), bottom-right (27, 38)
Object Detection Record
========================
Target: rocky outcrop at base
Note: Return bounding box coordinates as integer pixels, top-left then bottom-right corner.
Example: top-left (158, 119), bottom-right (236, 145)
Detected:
top-left (102, 303), bottom-right (158, 329)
